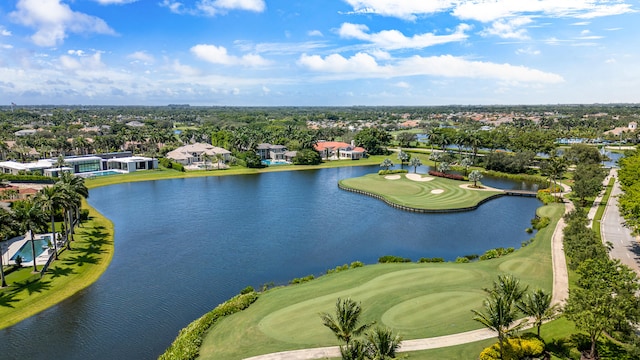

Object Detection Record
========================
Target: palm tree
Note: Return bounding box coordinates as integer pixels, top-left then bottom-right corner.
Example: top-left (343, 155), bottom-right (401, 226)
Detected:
top-left (429, 151), bottom-right (441, 170)
top-left (320, 298), bottom-right (372, 347)
top-left (469, 170), bottom-right (483, 187)
top-left (485, 274), bottom-right (528, 306)
top-left (546, 155), bottom-right (567, 199)
top-left (460, 157), bottom-right (472, 176)
top-left (517, 289), bottom-right (559, 337)
top-left (57, 173), bottom-right (88, 247)
top-left (379, 158), bottom-right (393, 171)
top-left (0, 208), bottom-right (17, 287)
top-left (36, 185), bottom-right (63, 260)
top-left (11, 199), bottom-right (47, 272)
top-left (472, 295), bottom-right (525, 360)
top-left (396, 150), bottom-right (408, 170)
top-left (364, 326), bottom-right (402, 359)
top-left (437, 161), bottom-right (450, 174)
top-left (409, 157), bottom-right (422, 173)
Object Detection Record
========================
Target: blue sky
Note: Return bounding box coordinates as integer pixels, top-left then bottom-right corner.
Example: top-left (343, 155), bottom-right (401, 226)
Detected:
top-left (0, 0), bottom-right (638, 106)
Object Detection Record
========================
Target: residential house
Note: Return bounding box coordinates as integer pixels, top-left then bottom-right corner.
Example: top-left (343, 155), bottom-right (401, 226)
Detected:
top-left (166, 143), bottom-right (231, 165)
top-left (256, 143), bottom-right (288, 161)
top-left (314, 141), bottom-right (366, 160)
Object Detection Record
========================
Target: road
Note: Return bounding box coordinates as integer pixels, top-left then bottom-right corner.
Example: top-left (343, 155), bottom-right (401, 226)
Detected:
top-left (601, 169), bottom-right (640, 275)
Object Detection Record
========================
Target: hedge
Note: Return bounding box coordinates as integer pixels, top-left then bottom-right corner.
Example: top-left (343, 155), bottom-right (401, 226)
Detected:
top-left (428, 170), bottom-right (465, 181)
top-left (158, 292), bottom-right (259, 360)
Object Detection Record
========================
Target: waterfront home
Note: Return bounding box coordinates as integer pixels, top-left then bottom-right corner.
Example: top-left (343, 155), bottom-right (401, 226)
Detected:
top-left (256, 143), bottom-right (289, 161)
top-left (166, 143), bottom-right (231, 165)
top-left (314, 141), bottom-right (366, 160)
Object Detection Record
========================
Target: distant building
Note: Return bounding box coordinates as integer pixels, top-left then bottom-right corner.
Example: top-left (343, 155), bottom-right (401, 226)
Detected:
top-left (166, 143), bottom-right (231, 165)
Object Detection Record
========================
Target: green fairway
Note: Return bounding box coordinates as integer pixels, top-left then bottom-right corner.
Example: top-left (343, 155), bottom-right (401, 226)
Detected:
top-left (339, 173), bottom-right (503, 211)
top-left (197, 204), bottom-right (564, 360)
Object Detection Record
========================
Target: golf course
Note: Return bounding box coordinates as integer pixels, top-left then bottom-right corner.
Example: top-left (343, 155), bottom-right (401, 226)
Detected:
top-left (339, 172), bottom-right (504, 211)
top-left (196, 203), bottom-right (564, 359)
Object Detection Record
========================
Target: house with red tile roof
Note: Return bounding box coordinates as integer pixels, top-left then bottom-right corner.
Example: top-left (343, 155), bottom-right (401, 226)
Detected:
top-left (314, 141), bottom-right (366, 160)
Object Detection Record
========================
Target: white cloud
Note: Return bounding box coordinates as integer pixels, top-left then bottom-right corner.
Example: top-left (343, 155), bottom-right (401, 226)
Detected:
top-left (299, 52), bottom-right (564, 84)
top-left (481, 17), bottom-right (532, 39)
top-left (343, 0), bottom-right (454, 20)
top-left (128, 51), bottom-right (155, 64)
top-left (59, 51), bottom-right (105, 71)
top-left (67, 49), bottom-right (86, 56)
top-left (338, 23), bottom-right (470, 49)
top-left (0, 28), bottom-right (11, 36)
top-left (162, 0), bottom-right (265, 16)
top-left (516, 47), bottom-right (541, 55)
top-left (171, 60), bottom-right (200, 76)
top-left (394, 81), bottom-right (410, 88)
top-left (10, 0), bottom-right (116, 47)
top-left (308, 30), bottom-right (323, 37)
top-left (191, 44), bottom-right (270, 66)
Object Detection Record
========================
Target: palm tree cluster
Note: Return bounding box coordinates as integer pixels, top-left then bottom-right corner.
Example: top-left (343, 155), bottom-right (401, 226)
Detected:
top-left (0, 173), bottom-right (88, 284)
top-left (472, 274), bottom-right (558, 359)
top-left (320, 298), bottom-right (402, 360)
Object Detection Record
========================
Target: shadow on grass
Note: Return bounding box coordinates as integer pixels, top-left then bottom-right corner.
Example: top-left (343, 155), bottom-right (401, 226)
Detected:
top-left (47, 266), bottom-right (76, 278)
top-left (12, 279), bottom-right (53, 296)
top-left (0, 291), bottom-right (19, 308)
top-left (63, 254), bottom-right (98, 267)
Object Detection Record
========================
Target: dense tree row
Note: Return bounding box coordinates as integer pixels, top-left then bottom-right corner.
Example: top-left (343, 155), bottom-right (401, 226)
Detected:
top-left (617, 150), bottom-right (640, 233)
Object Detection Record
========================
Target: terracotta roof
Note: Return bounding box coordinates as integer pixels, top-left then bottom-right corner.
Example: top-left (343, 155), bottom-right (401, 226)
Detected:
top-left (314, 141), bottom-right (365, 153)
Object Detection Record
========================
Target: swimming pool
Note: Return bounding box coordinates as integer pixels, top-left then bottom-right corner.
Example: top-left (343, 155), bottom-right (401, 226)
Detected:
top-left (261, 160), bottom-right (289, 166)
top-left (11, 237), bottom-right (49, 263)
top-left (78, 170), bottom-right (126, 178)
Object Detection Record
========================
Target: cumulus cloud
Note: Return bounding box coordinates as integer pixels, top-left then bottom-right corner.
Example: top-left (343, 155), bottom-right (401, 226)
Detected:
top-left (128, 51), bottom-right (155, 64)
top-left (1, 27), bottom-right (11, 36)
top-left (161, 0), bottom-right (265, 16)
top-left (298, 52), bottom-right (564, 84)
top-left (481, 17), bottom-right (532, 39)
top-left (10, 0), bottom-right (116, 47)
top-left (338, 22), bottom-right (470, 49)
top-left (59, 51), bottom-right (105, 71)
top-left (343, 0), bottom-right (454, 20)
top-left (191, 44), bottom-right (271, 66)
top-left (308, 30), bottom-right (323, 37)
top-left (344, 0), bottom-right (635, 22)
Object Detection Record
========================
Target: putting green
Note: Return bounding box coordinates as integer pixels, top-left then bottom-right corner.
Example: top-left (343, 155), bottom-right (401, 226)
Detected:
top-left (339, 173), bottom-right (503, 211)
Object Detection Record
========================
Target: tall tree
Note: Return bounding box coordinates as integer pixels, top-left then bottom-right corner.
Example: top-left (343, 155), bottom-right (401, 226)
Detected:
top-left (0, 208), bottom-right (17, 287)
top-left (517, 288), bottom-right (558, 337)
top-left (472, 295), bottom-right (524, 360)
top-left (469, 170), bottom-right (483, 188)
top-left (409, 157), bottom-right (422, 173)
top-left (11, 199), bottom-right (47, 272)
top-left (36, 185), bottom-right (63, 260)
top-left (320, 298), bottom-right (372, 347)
top-left (396, 150), bottom-right (408, 170)
top-left (380, 158), bottom-right (393, 171)
top-left (364, 326), bottom-right (402, 360)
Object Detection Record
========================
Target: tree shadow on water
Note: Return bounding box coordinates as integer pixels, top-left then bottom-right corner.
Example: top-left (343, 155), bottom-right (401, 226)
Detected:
top-left (0, 291), bottom-right (19, 308)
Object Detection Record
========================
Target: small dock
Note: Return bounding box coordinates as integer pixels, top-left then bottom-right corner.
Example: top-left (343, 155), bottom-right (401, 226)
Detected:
top-left (504, 190), bottom-right (538, 197)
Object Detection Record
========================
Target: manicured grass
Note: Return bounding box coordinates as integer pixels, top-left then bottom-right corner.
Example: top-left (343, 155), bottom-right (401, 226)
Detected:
top-left (0, 202), bottom-right (114, 329)
top-left (592, 177), bottom-right (615, 242)
top-left (339, 173), bottom-right (503, 210)
top-left (198, 204), bottom-right (564, 359)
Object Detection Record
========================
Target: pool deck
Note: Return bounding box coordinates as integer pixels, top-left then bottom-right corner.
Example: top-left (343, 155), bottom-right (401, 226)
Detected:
top-left (1, 232), bottom-right (57, 266)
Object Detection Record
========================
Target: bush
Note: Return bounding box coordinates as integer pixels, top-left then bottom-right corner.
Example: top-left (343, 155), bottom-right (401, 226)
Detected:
top-left (289, 275), bottom-right (315, 284)
top-left (350, 261), bottom-right (364, 268)
top-left (378, 169), bottom-right (408, 175)
top-left (418, 257), bottom-right (445, 263)
top-left (479, 337), bottom-right (545, 360)
top-left (455, 256), bottom-right (469, 263)
top-left (326, 264), bottom-right (349, 274)
top-left (159, 292), bottom-right (258, 360)
top-left (378, 255), bottom-right (411, 263)
top-left (531, 216), bottom-right (550, 230)
top-left (479, 247), bottom-right (514, 261)
top-left (428, 170), bottom-right (464, 181)
top-left (239, 286), bottom-right (254, 295)
top-left (159, 158), bottom-right (185, 172)
top-left (292, 149), bottom-right (322, 165)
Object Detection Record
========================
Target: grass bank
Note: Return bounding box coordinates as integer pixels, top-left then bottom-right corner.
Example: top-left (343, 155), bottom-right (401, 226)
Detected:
top-left (197, 203), bottom-right (564, 359)
top-left (339, 172), bottom-right (503, 211)
top-left (0, 202), bottom-right (114, 329)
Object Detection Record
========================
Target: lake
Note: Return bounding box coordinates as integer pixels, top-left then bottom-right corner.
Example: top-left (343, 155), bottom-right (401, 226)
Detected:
top-left (0, 165), bottom-right (541, 360)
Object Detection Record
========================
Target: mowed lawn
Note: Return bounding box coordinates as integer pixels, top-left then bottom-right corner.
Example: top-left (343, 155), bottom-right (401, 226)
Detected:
top-left (198, 203), bottom-right (564, 360)
top-left (339, 173), bottom-right (503, 210)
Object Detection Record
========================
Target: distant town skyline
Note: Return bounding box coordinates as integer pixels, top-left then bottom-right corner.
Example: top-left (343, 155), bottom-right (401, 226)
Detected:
top-left (0, 0), bottom-right (638, 106)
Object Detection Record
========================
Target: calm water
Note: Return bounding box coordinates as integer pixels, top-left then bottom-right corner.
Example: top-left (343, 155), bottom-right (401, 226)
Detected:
top-left (0, 166), bottom-right (541, 360)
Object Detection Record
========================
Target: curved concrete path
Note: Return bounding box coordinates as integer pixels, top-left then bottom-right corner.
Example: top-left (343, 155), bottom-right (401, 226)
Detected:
top-left (244, 189), bottom-right (573, 360)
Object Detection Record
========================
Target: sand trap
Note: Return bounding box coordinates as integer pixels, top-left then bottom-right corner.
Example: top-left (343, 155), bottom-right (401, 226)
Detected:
top-left (384, 175), bottom-right (401, 180)
top-left (459, 184), bottom-right (502, 192)
top-left (431, 189), bottom-right (445, 194)
top-left (405, 173), bottom-right (434, 182)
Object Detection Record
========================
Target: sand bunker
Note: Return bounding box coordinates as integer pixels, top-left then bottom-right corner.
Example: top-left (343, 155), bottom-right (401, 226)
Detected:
top-left (406, 173), bottom-right (434, 182)
top-left (459, 184), bottom-right (501, 192)
top-left (431, 189), bottom-right (445, 194)
top-left (384, 175), bottom-right (401, 180)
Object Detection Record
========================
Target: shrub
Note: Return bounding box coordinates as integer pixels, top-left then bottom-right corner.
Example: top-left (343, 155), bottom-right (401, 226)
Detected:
top-left (378, 255), bottom-right (411, 263)
top-left (428, 170), bottom-right (464, 181)
top-left (479, 247), bottom-right (515, 261)
top-left (522, 238), bottom-right (534, 247)
top-left (525, 227), bottom-right (533, 233)
top-left (479, 336), bottom-right (545, 360)
top-left (239, 286), bottom-right (254, 295)
top-left (455, 256), bottom-right (469, 263)
top-left (159, 292), bottom-right (258, 360)
top-left (378, 169), bottom-right (409, 175)
top-left (289, 275), bottom-right (315, 284)
top-left (531, 216), bottom-right (550, 230)
top-left (350, 261), bottom-right (364, 268)
top-left (418, 257), bottom-right (445, 263)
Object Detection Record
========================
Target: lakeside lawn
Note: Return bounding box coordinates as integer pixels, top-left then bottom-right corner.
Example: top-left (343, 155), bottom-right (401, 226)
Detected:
top-left (339, 172), bottom-right (503, 211)
top-left (197, 203), bottom-right (564, 360)
top-left (0, 201), bottom-right (114, 329)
